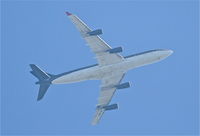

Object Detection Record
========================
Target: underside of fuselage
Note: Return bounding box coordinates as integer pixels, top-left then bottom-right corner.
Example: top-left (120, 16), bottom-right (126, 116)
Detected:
top-left (51, 49), bottom-right (173, 84)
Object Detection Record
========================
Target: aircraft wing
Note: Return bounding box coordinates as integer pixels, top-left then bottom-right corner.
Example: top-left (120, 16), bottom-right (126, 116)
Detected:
top-left (66, 12), bottom-right (124, 66)
top-left (91, 72), bottom-right (125, 125)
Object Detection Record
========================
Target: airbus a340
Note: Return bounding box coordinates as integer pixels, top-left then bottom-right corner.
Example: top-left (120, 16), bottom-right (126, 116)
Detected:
top-left (30, 12), bottom-right (173, 125)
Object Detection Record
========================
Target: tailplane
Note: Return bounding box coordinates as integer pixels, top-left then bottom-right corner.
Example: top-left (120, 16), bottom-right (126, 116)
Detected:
top-left (30, 64), bottom-right (53, 101)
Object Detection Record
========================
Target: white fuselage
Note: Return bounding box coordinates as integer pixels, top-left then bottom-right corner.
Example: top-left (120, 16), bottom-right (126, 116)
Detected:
top-left (52, 49), bottom-right (173, 84)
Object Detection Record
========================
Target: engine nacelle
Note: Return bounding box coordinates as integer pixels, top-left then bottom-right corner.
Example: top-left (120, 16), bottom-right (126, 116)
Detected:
top-left (87, 29), bottom-right (102, 36)
top-left (103, 104), bottom-right (118, 111)
top-left (107, 47), bottom-right (123, 54)
top-left (115, 82), bottom-right (130, 89)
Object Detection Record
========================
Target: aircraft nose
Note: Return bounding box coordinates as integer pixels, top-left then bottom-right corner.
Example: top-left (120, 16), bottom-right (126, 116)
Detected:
top-left (164, 50), bottom-right (173, 56)
top-left (167, 50), bottom-right (173, 56)
top-left (159, 49), bottom-right (173, 59)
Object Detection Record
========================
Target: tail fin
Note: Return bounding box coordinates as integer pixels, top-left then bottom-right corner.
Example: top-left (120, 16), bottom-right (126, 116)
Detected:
top-left (30, 64), bottom-right (52, 101)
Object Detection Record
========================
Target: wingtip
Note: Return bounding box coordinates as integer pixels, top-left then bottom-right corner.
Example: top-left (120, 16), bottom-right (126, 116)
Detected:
top-left (91, 120), bottom-right (98, 126)
top-left (91, 122), bottom-right (97, 126)
top-left (65, 11), bottom-right (72, 16)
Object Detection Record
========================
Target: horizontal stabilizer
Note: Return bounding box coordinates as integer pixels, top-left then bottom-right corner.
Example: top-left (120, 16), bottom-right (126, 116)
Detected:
top-left (30, 64), bottom-right (50, 80)
top-left (37, 84), bottom-right (50, 101)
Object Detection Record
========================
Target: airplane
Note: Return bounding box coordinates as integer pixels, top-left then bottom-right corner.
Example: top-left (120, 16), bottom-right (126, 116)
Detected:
top-left (30, 11), bottom-right (173, 125)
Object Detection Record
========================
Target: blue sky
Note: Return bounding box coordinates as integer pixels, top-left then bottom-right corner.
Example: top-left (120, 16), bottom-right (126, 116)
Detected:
top-left (1, 0), bottom-right (199, 135)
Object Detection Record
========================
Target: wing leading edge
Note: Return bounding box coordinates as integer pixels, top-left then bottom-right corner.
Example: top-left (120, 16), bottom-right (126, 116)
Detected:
top-left (66, 11), bottom-right (126, 125)
top-left (65, 11), bottom-right (124, 66)
top-left (92, 73), bottom-right (125, 125)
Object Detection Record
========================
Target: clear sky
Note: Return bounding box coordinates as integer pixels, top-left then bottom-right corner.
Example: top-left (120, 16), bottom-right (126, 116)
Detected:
top-left (1, 0), bottom-right (199, 135)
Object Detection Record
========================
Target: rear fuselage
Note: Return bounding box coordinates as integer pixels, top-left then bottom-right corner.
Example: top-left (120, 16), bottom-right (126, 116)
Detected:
top-left (52, 49), bottom-right (173, 84)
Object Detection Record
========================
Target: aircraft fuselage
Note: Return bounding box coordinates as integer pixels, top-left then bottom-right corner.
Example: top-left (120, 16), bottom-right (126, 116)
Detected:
top-left (52, 49), bottom-right (173, 84)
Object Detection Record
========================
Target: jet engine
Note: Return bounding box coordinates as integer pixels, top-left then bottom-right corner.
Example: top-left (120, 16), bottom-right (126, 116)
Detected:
top-left (102, 104), bottom-right (118, 111)
top-left (107, 47), bottom-right (123, 54)
top-left (87, 29), bottom-right (102, 36)
top-left (115, 82), bottom-right (130, 89)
